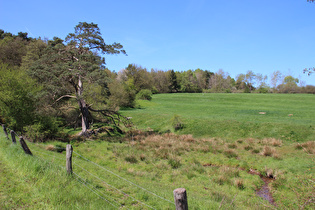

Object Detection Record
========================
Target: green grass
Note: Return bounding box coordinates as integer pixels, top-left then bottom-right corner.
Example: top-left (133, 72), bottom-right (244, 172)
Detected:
top-left (121, 93), bottom-right (315, 141)
top-left (0, 93), bottom-right (314, 209)
top-left (0, 134), bottom-right (119, 209)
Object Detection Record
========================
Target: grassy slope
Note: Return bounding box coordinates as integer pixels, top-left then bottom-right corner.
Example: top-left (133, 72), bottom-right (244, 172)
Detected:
top-left (0, 133), bottom-right (117, 209)
top-left (121, 93), bottom-right (315, 141)
top-left (0, 93), bottom-right (314, 209)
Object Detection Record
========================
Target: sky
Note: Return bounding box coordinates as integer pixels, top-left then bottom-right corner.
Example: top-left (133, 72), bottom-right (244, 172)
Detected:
top-left (1, 0), bottom-right (315, 85)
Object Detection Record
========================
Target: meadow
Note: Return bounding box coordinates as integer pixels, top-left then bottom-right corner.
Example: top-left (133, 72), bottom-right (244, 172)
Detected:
top-left (121, 93), bottom-right (315, 141)
top-left (0, 93), bottom-right (314, 209)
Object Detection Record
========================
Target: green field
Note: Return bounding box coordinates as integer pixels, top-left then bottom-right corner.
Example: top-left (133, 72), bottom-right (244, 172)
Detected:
top-left (122, 93), bottom-right (315, 141)
top-left (0, 93), bottom-right (314, 209)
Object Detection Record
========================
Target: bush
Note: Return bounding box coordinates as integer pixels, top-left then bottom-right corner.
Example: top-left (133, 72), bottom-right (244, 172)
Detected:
top-left (136, 89), bottom-right (152, 100)
top-left (257, 87), bottom-right (269, 93)
top-left (170, 114), bottom-right (184, 131)
top-left (25, 117), bottom-right (62, 142)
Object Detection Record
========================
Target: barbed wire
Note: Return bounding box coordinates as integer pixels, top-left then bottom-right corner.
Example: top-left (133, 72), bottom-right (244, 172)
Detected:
top-left (0, 123), bottom-right (21, 138)
top-left (73, 151), bottom-right (175, 205)
top-left (27, 146), bottom-right (123, 209)
top-left (73, 161), bottom-right (156, 210)
top-left (72, 171), bottom-right (119, 209)
top-left (26, 145), bottom-right (156, 209)
top-left (1, 128), bottom-right (174, 207)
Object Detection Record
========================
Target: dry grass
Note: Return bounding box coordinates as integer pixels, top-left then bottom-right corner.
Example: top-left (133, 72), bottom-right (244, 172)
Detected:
top-left (129, 133), bottom-right (217, 158)
top-left (265, 167), bottom-right (274, 179)
top-left (260, 138), bottom-right (282, 147)
top-left (45, 145), bottom-right (55, 151)
top-left (234, 178), bottom-right (245, 189)
top-left (261, 146), bottom-right (281, 159)
top-left (295, 141), bottom-right (315, 154)
top-left (301, 141), bottom-right (315, 154)
top-left (261, 146), bottom-right (275, 157)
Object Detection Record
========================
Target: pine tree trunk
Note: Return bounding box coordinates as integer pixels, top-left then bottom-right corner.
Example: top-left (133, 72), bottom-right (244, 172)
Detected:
top-left (78, 98), bottom-right (89, 134)
top-left (77, 76), bottom-right (89, 135)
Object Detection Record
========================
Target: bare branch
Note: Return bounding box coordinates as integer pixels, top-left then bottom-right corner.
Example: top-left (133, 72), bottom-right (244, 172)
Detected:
top-left (88, 106), bottom-right (132, 127)
top-left (56, 95), bottom-right (76, 102)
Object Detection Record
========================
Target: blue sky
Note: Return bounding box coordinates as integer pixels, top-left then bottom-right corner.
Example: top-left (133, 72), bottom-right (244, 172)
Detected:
top-left (1, 0), bottom-right (315, 85)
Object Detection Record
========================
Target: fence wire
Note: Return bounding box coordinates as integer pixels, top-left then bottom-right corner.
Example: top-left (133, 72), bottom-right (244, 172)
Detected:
top-left (0, 126), bottom-right (175, 208)
top-left (73, 151), bottom-right (175, 206)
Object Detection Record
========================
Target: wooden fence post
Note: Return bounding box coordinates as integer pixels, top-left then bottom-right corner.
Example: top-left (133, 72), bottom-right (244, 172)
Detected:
top-left (2, 124), bottom-right (8, 139)
top-left (10, 130), bottom-right (16, 144)
top-left (174, 188), bottom-right (188, 210)
top-left (19, 136), bottom-right (32, 155)
top-left (66, 144), bottom-right (73, 174)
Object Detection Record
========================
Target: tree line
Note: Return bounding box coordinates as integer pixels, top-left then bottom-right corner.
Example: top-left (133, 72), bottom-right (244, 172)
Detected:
top-left (117, 65), bottom-right (315, 95)
top-left (0, 23), bottom-right (314, 141)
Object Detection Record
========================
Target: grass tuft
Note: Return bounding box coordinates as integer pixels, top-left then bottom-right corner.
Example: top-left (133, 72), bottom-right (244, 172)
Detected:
top-left (224, 149), bottom-right (238, 158)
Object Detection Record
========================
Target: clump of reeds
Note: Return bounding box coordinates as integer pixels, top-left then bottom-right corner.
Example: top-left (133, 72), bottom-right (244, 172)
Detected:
top-left (261, 146), bottom-right (281, 159)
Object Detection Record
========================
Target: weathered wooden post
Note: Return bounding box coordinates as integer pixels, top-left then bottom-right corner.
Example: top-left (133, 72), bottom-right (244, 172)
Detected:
top-left (19, 136), bottom-right (32, 155)
top-left (10, 130), bottom-right (16, 144)
top-left (66, 144), bottom-right (73, 174)
top-left (173, 188), bottom-right (188, 210)
top-left (2, 124), bottom-right (9, 139)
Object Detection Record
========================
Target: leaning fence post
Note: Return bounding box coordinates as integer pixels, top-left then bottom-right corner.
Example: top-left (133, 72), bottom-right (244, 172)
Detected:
top-left (66, 144), bottom-right (73, 174)
top-left (2, 124), bottom-right (9, 139)
top-left (174, 188), bottom-right (188, 210)
top-left (10, 130), bottom-right (16, 144)
top-left (19, 136), bottom-right (32, 155)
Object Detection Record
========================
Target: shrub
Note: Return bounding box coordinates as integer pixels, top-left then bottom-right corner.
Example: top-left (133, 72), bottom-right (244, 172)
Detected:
top-left (136, 89), bottom-right (152, 101)
top-left (25, 117), bottom-right (62, 142)
top-left (257, 87), bottom-right (269, 93)
top-left (170, 114), bottom-right (184, 131)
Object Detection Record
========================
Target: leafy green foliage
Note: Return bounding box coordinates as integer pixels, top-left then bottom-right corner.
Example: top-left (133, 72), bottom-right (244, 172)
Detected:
top-left (136, 89), bottom-right (152, 101)
top-left (25, 22), bottom-right (127, 134)
top-left (0, 63), bottom-right (38, 130)
top-left (0, 33), bottom-right (30, 67)
top-left (24, 116), bottom-right (63, 142)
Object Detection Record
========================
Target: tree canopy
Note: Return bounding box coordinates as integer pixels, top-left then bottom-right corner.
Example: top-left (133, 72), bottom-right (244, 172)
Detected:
top-left (26, 22), bottom-right (128, 136)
